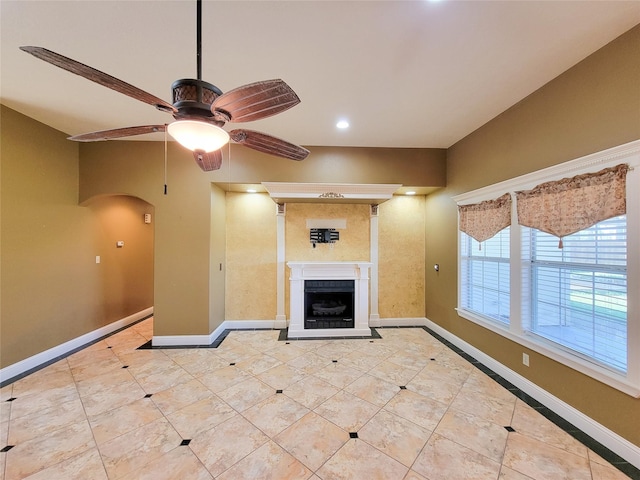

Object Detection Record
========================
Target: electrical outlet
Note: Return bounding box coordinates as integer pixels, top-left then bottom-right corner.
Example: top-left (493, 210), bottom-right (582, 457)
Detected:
top-left (522, 352), bottom-right (530, 367)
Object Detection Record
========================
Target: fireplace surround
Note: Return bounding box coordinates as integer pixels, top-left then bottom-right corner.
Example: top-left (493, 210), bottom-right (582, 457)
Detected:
top-left (287, 261), bottom-right (372, 338)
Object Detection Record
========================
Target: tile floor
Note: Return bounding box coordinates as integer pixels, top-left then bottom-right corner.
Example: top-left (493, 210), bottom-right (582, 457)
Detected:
top-left (0, 318), bottom-right (636, 479)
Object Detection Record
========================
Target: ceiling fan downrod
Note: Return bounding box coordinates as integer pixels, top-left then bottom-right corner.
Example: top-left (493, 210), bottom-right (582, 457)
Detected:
top-left (196, 0), bottom-right (202, 81)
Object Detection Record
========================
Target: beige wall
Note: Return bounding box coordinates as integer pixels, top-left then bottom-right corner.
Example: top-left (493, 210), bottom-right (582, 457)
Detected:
top-left (225, 192), bottom-right (277, 320)
top-left (0, 107), bottom-right (153, 368)
top-left (379, 195), bottom-right (425, 318)
top-left (425, 25), bottom-right (640, 446)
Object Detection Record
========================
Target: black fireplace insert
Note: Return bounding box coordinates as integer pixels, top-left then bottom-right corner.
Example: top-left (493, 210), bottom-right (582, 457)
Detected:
top-left (304, 280), bottom-right (355, 329)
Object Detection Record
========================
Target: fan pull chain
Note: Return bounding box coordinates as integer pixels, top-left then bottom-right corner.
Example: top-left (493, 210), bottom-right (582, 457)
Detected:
top-left (164, 125), bottom-right (168, 195)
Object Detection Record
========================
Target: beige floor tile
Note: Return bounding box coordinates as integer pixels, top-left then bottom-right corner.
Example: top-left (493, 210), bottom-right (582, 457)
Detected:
top-left (498, 465), bottom-right (536, 479)
top-left (217, 377), bottom-right (275, 412)
top-left (314, 390), bottom-right (379, 432)
top-left (257, 363), bottom-right (307, 390)
top-left (434, 408), bottom-right (509, 462)
top-left (216, 440), bottom-right (313, 480)
top-left (412, 433), bottom-right (502, 480)
top-left (4, 420), bottom-right (95, 479)
top-left (339, 349), bottom-right (386, 371)
top-left (283, 375), bottom-right (341, 410)
top-left (502, 432), bottom-right (592, 480)
top-left (242, 394), bottom-right (309, 437)
top-left (2, 318), bottom-right (633, 480)
top-left (235, 353), bottom-right (283, 375)
top-left (189, 414), bottom-right (268, 476)
top-left (130, 362), bottom-right (193, 394)
top-left (150, 378), bottom-right (213, 415)
top-left (449, 385), bottom-right (516, 426)
top-left (9, 384), bottom-right (81, 420)
top-left (317, 438), bottom-right (409, 480)
top-left (405, 373), bottom-right (462, 405)
top-left (275, 411), bottom-right (350, 471)
top-left (286, 351), bottom-right (332, 375)
top-left (358, 409), bottom-right (431, 467)
top-left (344, 373), bottom-right (400, 406)
top-left (264, 343), bottom-right (307, 362)
top-left (165, 349), bottom-right (229, 376)
top-left (7, 397), bottom-right (86, 444)
top-left (19, 448), bottom-right (108, 480)
top-left (166, 396), bottom-right (236, 438)
top-left (312, 362), bottom-right (366, 389)
top-left (383, 389), bottom-right (448, 431)
top-left (197, 364), bottom-right (252, 393)
top-left (118, 445), bottom-right (213, 480)
top-left (463, 369), bottom-right (519, 404)
top-left (98, 417), bottom-right (182, 479)
top-left (510, 400), bottom-right (588, 458)
top-left (590, 460), bottom-right (632, 480)
top-left (78, 376), bottom-right (147, 417)
top-left (367, 360), bottom-right (421, 386)
top-left (88, 397), bottom-right (164, 445)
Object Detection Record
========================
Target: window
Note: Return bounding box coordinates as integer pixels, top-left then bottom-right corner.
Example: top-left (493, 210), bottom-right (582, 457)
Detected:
top-left (460, 227), bottom-right (510, 324)
top-left (524, 216), bottom-right (627, 372)
top-left (454, 141), bottom-right (640, 396)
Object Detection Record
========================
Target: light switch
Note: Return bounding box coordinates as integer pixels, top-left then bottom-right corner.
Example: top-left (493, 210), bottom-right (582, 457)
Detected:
top-left (116, 241), bottom-right (124, 248)
top-left (96, 256), bottom-right (101, 264)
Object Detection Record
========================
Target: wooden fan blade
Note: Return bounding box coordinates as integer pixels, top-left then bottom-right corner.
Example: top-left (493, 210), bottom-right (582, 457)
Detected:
top-left (20, 46), bottom-right (177, 113)
top-left (69, 125), bottom-right (167, 142)
top-left (230, 129), bottom-right (309, 161)
top-left (193, 149), bottom-right (223, 171)
top-left (212, 79), bottom-right (300, 123)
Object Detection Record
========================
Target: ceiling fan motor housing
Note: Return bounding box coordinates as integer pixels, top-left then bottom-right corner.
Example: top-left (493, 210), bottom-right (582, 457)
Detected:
top-left (171, 78), bottom-right (223, 118)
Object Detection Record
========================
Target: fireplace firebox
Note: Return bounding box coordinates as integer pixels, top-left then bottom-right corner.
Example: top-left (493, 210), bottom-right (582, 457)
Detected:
top-left (304, 280), bottom-right (354, 329)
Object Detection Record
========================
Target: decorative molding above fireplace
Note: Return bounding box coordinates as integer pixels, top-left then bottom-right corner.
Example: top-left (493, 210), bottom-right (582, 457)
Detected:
top-left (263, 182), bottom-right (401, 204)
top-left (287, 261), bottom-right (372, 338)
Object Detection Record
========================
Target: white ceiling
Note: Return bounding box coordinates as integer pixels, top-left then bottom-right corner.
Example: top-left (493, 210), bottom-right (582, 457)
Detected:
top-left (2, 1), bottom-right (639, 150)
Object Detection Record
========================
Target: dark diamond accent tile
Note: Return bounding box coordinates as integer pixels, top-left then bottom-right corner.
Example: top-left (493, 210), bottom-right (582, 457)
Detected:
top-left (107, 346), bottom-right (113, 349)
top-left (349, 432), bottom-right (358, 439)
top-left (430, 358), bottom-right (436, 361)
top-left (332, 360), bottom-right (338, 363)
top-left (504, 426), bottom-right (516, 432)
top-left (180, 439), bottom-right (191, 446)
top-left (144, 394), bottom-right (153, 398)
top-left (399, 386), bottom-right (407, 390)
top-left (229, 362), bottom-right (236, 366)
top-left (276, 389), bottom-right (283, 394)
top-left (1, 445), bottom-right (14, 452)
top-left (6, 397), bottom-right (16, 402)
top-left (122, 365), bottom-right (129, 369)
top-left (285, 342), bottom-right (290, 345)
top-left (369, 340), bottom-right (374, 343)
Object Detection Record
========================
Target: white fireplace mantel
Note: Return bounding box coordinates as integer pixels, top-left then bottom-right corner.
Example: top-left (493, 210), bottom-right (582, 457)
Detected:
top-left (287, 261), bottom-right (372, 338)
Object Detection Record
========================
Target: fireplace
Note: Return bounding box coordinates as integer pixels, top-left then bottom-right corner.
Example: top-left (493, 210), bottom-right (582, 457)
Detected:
top-left (304, 280), bottom-right (354, 329)
top-left (287, 261), bottom-right (372, 338)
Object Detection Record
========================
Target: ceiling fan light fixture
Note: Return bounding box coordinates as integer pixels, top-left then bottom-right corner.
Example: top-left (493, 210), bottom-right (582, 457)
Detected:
top-left (167, 120), bottom-right (230, 153)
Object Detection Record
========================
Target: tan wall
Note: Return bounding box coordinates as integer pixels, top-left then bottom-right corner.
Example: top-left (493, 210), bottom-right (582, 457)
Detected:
top-left (379, 195), bottom-right (425, 318)
top-left (0, 107), bottom-right (153, 368)
top-left (225, 192), bottom-right (277, 320)
top-left (425, 25), bottom-right (640, 446)
top-left (79, 141), bottom-right (219, 337)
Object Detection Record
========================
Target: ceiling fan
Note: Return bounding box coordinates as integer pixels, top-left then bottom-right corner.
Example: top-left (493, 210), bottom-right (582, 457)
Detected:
top-left (20, 0), bottom-right (309, 172)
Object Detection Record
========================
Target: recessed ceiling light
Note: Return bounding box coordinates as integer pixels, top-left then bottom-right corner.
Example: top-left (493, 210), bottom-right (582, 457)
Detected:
top-left (406, 191), bottom-right (416, 195)
top-left (336, 120), bottom-right (350, 129)
top-left (247, 189), bottom-right (257, 193)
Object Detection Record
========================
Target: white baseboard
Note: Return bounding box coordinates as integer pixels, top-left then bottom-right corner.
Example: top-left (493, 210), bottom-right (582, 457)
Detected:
top-left (1, 307), bottom-right (153, 384)
top-left (376, 317), bottom-right (428, 327)
top-left (424, 317), bottom-right (640, 469)
top-left (152, 319), bottom-right (286, 347)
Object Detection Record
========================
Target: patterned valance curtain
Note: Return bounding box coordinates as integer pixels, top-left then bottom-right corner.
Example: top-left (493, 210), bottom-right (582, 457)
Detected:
top-left (515, 164), bottom-right (629, 248)
top-left (458, 193), bottom-right (512, 246)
